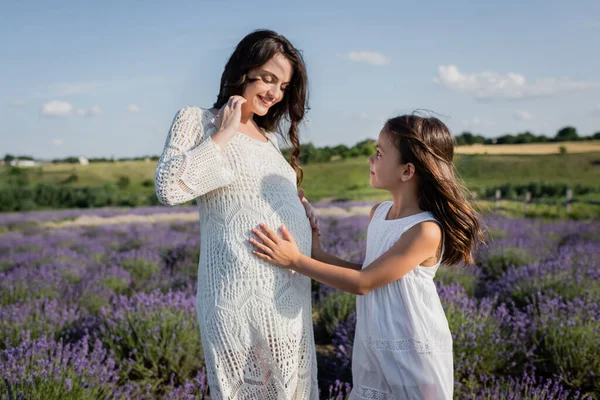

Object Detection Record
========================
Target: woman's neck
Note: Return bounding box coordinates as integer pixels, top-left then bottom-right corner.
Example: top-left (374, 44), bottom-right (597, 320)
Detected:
top-left (240, 107), bottom-right (254, 124)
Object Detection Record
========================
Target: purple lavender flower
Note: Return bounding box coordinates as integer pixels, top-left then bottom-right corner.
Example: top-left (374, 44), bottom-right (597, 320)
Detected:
top-left (1, 207), bottom-right (598, 396)
top-left (0, 332), bottom-right (120, 398)
top-left (458, 371), bottom-right (592, 399)
top-left (99, 290), bottom-right (204, 393)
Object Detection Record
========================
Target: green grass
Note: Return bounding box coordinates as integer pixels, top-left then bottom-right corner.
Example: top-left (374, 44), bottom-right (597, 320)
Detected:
top-left (0, 161), bottom-right (156, 187)
top-left (475, 200), bottom-right (600, 220)
top-left (1, 152), bottom-right (599, 205)
top-left (301, 152), bottom-right (600, 202)
top-left (453, 152), bottom-right (600, 192)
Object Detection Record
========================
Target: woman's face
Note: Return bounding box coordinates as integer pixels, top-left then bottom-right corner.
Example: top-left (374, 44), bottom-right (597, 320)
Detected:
top-left (242, 53), bottom-right (293, 116)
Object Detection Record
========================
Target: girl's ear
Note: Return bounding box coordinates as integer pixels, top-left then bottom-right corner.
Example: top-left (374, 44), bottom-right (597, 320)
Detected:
top-left (400, 163), bottom-right (416, 182)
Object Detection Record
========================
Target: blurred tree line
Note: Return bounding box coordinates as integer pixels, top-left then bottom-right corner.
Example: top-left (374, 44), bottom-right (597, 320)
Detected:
top-left (454, 126), bottom-right (600, 146)
top-left (3, 126), bottom-right (600, 166)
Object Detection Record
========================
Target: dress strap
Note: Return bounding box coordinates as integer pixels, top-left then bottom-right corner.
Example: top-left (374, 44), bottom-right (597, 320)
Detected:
top-left (372, 201), bottom-right (392, 221)
top-left (401, 212), bottom-right (437, 233)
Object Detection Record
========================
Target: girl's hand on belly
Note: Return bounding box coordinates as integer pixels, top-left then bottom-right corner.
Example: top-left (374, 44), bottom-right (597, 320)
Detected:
top-left (249, 224), bottom-right (301, 268)
top-left (298, 188), bottom-right (320, 236)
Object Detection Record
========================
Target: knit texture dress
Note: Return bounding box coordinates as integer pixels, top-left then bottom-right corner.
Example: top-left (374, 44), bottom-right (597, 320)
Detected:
top-left (155, 106), bottom-right (318, 399)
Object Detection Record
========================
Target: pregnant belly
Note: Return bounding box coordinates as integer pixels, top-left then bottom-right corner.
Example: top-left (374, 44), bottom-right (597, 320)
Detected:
top-left (219, 191), bottom-right (312, 255)
top-left (198, 196), bottom-right (311, 290)
top-left (268, 198), bottom-right (312, 255)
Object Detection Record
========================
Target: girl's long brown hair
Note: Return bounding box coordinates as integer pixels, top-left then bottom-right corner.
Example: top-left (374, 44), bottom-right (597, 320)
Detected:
top-left (214, 29), bottom-right (308, 185)
top-left (385, 114), bottom-right (485, 266)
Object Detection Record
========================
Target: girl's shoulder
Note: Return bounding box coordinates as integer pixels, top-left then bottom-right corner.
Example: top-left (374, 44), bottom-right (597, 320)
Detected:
top-left (369, 203), bottom-right (381, 221)
top-left (369, 201), bottom-right (391, 221)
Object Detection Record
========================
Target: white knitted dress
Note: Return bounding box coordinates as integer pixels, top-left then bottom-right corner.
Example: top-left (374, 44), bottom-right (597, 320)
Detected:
top-left (155, 107), bottom-right (318, 399)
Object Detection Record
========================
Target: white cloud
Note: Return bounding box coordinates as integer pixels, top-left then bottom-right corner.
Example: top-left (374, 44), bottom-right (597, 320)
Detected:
top-left (514, 111), bottom-right (535, 121)
top-left (41, 101), bottom-right (73, 117)
top-left (25, 76), bottom-right (164, 99)
top-left (48, 81), bottom-right (107, 97)
top-left (434, 65), bottom-right (600, 100)
top-left (127, 104), bottom-right (140, 112)
top-left (75, 105), bottom-right (103, 117)
top-left (462, 117), bottom-right (481, 127)
top-left (9, 99), bottom-right (25, 107)
top-left (342, 51), bottom-right (390, 66)
top-left (344, 111), bottom-right (386, 122)
top-left (462, 117), bottom-right (495, 128)
top-left (87, 105), bottom-right (102, 116)
top-left (51, 138), bottom-right (64, 146)
top-left (352, 111), bottom-right (371, 120)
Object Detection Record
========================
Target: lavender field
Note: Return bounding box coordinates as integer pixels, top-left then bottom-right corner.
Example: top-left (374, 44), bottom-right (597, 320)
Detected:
top-left (1, 205), bottom-right (599, 399)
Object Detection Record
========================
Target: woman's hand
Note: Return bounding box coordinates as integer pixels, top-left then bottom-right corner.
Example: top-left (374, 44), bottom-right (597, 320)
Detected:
top-left (215, 95), bottom-right (246, 137)
top-left (250, 224), bottom-right (301, 269)
top-left (298, 188), bottom-right (320, 236)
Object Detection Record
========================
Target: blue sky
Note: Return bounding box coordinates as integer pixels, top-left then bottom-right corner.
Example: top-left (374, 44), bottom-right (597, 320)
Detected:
top-left (2, 0), bottom-right (599, 159)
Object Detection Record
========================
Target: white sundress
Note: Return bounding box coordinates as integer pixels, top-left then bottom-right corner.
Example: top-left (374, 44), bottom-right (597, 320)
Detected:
top-left (349, 201), bottom-right (454, 400)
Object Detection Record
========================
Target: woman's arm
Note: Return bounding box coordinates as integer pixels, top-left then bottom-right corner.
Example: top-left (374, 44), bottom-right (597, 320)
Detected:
top-left (155, 98), bottom-right (245, 205)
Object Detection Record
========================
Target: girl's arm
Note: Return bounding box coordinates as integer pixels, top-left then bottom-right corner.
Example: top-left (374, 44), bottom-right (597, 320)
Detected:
top-left (312, 239), bottom-right (363, 271)
top-left (307, 203), bottom-right (382, 271)
top-left (250, 220), bottom-right (441, 295)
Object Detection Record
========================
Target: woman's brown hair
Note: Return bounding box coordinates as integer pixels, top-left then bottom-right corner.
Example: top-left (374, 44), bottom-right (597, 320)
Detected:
top-left (384, 114), bottom-right (485, 265)
top-left (214, 29), bottom-right (308, 185)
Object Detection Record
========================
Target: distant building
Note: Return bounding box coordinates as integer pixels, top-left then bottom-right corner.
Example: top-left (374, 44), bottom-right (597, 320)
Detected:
top-left (9, 159), bottom-right (39, 167)
top-left (78, 156), bottom-right (89, 165)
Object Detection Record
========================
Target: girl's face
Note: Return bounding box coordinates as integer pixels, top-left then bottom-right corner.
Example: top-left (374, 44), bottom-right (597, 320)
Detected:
top-left (242, 53), bottom-right (293, 117)
top-left (368, 129), bottom-right (415, 190)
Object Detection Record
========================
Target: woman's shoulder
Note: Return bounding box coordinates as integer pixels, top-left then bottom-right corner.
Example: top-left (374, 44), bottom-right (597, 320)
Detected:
top-left (173, 105), bottom-right (209, 118)
top-left (265, 130), bottom-right (280, 145)
top-left (171, 106), bottom-right (216, 127)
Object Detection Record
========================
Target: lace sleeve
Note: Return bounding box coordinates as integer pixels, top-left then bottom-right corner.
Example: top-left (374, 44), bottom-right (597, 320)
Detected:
top-left (155, 107), bottom-right (235, 205)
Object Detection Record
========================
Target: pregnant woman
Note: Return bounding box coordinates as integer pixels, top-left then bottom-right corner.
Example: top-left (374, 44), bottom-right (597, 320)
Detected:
top-left (154, 30), bottom-right (317, 399)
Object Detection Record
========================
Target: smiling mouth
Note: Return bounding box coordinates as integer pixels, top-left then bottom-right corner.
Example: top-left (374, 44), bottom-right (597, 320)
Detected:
top-left (257, 95), bottom-right (273, 107)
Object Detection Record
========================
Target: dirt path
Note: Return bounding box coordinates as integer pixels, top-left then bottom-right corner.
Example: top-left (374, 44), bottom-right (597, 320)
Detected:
top-left (43, 205), bottom-right (374, 228)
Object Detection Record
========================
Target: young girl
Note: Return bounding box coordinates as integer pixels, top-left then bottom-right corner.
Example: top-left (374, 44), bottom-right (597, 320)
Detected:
top-left (249, 114), bottom-right (484, 399)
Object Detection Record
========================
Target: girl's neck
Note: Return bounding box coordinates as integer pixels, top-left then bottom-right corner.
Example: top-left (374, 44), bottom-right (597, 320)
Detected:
top-left (387, 190), bottom-right (422, 220)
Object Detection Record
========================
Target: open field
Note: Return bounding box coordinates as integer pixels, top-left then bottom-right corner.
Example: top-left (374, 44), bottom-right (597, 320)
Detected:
top-left (3, 152), bottom-right (599, 193)
top-left (1, 150), bottom-right (599, 215)
top-left (455, 140), bottom-right (600, 155)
